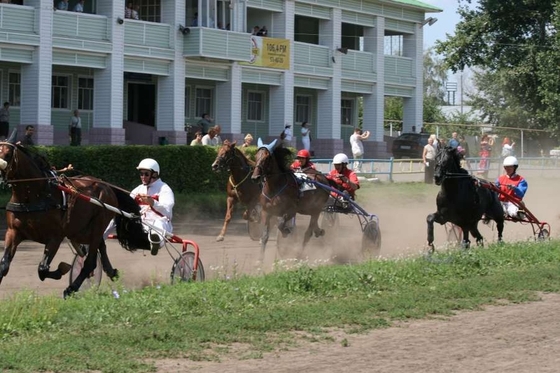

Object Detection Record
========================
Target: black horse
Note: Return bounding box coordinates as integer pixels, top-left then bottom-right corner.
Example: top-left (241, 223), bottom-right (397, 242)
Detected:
top-left (427, 146), bottom-right (504, 250)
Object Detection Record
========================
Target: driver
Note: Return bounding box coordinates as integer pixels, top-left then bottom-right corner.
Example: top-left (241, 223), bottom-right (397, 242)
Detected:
top-left (495, 156), bottom-right (528, 218)
top-left (104, 158), bottom-right (175, 255)
top-left (326, 153), bottom-right (360, 199)
top-left (290, 149), bottom-right (315, 172)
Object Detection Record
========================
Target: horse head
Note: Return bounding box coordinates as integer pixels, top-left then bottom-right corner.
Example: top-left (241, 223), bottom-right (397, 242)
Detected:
top-left (251, 138), bottom-right (277, 183)
top-left (0, 129), bottom-right (21, 177)
top-left (211, 139), bottom-right (237, 172)
top-left (434, 146), bottom-right (462, 185)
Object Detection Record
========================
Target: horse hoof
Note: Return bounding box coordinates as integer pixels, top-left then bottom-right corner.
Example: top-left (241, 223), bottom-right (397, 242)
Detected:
top-left (216, 235), bottom-right (224, 242)
top-left (58, 262), bottom-right (72, 276)
top-left (109, 269), bottom-right (119, 281)
top-left (63, 287), bottom-right (75, 299)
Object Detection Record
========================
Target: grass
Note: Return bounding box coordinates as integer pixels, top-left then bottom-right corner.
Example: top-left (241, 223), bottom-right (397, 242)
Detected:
top-left (1, 239), bottom-right (560, 372)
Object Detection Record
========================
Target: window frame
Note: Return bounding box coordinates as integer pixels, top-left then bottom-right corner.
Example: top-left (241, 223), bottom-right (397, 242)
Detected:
top-left (246, 90), bottom-right (265, 122)
top-left (51, 74), bottom-right (72, 110)
top-left (295, 94), bottom-right (312, 124)
top-left (340, 98), bottom-right (354, 126)
top-left (77, 75), bottom-right (94, 111)
top-left (194, 85), bottom-right (214, 119)
top-left (8, 70), bottom-right (20, 108)
top-left (139, 0), bottom-right (161, 22)
top-left (185, 86), bottom-right (191, 118)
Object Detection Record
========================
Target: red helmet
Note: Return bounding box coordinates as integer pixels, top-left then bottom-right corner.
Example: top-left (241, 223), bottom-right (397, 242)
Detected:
top-left (296, 149), bottom-right (311, 158)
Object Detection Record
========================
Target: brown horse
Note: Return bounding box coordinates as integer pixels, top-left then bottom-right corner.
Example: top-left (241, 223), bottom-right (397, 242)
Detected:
top-left (251, 139), bottom-right (330, 261)
top-left (211, 140), bottom-right (261, 241)
top-left (0, 136), bottom-right (149, 297)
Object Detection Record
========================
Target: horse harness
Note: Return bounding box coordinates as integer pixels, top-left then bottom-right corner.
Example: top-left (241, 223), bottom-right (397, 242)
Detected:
top-left (6, 172), bottom-right (72, 213)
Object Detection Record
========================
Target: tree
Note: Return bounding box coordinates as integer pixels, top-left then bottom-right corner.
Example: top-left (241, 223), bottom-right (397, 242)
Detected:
top-left (436, 0), bottom-right (560, 137)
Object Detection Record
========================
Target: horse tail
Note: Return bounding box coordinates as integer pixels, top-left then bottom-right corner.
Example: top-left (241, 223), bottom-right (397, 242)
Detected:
top-left (112, 188), bottom-right (150, 252)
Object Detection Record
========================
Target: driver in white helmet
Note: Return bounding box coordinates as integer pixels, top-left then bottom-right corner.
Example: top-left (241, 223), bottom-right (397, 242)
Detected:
top-left (326, 153), bottom-right (360, 199)
top-left (495, 156), bottom-right (528, 218)
top-left (104, 158), bottom-right (175, 255)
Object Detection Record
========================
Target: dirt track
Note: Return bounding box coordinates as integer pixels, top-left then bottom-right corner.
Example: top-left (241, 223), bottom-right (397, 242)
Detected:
top-left (1, 175), bottom-right (559, 372)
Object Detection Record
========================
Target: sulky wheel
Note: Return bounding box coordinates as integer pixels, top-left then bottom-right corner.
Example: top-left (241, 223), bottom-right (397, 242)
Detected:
top-left (69, 254), bottom-right (103, 290)
top-left (537, 228), bottom-right (550, 241)
top-left (170, 251), bottom-right (205, 283)
top-left (247, 204), bottom-right (264, 241)
top-left (361, 220), bottom-right (382, 258)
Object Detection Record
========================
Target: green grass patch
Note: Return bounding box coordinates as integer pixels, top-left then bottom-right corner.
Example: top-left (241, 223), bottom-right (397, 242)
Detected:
top-left (1, 240), bottom-right (560, 372)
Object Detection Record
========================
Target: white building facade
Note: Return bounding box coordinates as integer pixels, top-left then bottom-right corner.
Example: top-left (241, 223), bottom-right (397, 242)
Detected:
top-left (0, 0), bottom-right (440, 157)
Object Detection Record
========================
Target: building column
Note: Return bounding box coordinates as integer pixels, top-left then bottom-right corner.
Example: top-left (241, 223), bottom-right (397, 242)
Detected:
top-left (91, 0), bottom-right (126, 145)
top-left (267, 0), bottom-right (295, 146)
top-left (314, 8), bottom-right (343, 157)
top-left (154, 0), bottom-right (187, 145)
top-left (19, 0), bottom-right (53, 145)
top-left (216, 64), bottom-right (242, 143)
top-left (403, 24), bottom-right (423, 133)
top-left (362, 16), bottom-right (389, 158)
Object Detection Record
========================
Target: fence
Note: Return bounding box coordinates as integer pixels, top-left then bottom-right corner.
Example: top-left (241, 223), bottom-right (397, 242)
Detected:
top-left (312, 156), bottom-right (560, 183)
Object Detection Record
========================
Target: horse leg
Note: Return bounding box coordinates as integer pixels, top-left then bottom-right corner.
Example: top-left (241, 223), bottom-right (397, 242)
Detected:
top-left (496, 218), bottom-right (504, 243)
top-left (259, 213), bottom-right (271, 262)
top-left (98, 240), bottom-right (119, 281)
top-left (217, 196), bottom-right (235, 242)
top-left (64, 245), bottom-right (100, 298)
top-left (303, 213), bottom-right (323, 250)
top-left (461, 226), bottom-right (472, 249)
top-left (469, 226), bottom-right (484, 247)
top-left (426, 212), bottom-right (446, 252)
top-left (38, 239), bottom-right (69, 281)
top-left (0, 229), bottom-right (23, 285)
top-left (312, 213), bottom-right (325, 238)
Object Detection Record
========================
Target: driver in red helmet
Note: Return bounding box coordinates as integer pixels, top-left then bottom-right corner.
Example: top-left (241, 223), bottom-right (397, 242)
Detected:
top-left (291, 149), bottom-right (316, 172)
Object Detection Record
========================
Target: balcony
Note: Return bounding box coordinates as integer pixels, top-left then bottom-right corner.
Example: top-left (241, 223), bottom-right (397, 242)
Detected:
top-left (341, 50), bottom-right (376, 81)
top-left (384, 55), bottom-right (415, 86)
top-left (0, 4), bottom-right (38, 46)
top-left (53, 11), bottom-right (110, 53)
top-left (124, 20), bottom-right (175, 60)
top-left (293, 42), bottom-right (332, 76)
top-left (183, 28), bottom-right (251, 62)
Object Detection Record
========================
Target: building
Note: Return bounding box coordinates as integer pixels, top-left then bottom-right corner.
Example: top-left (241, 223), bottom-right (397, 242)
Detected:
top-left (0, 0), bottom-right (440, 156)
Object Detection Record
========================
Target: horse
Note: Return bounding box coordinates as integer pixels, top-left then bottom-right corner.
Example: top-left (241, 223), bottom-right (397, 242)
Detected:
top-left (0, 135), bottom-right (149, 297)
top-left (251, 138), bottom-right (330, 261)
top-left (211, 140), bottom-right (261, 242)
top-left (427, 146), bottom-right (504, 251)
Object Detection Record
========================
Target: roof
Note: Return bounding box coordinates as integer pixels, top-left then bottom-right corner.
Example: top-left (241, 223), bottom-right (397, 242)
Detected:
top-left (384, 0), bottom-right (443, 12)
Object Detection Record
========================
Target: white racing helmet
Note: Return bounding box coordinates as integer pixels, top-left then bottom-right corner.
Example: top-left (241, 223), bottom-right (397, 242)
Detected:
top-left (503, 156), bottom-right (518, 167)
top-left (137, 158), bottom-right (160, 173)
top-left (332, 153), bottom-right (349, 165)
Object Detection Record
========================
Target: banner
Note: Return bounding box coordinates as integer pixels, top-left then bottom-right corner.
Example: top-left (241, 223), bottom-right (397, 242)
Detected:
top-left (241, 36), bottom-right (290, 70)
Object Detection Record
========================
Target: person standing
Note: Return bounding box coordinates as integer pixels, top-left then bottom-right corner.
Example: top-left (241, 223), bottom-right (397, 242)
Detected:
top-left (501, 137), bottom-right (515, 159)
top-left (349, 127), bottom-right (370, 172)
top-left (282, 124), bottom-right (292, 142)
top-left (22, 125), bottom-right (35, 146)
top-left (477, 134), bottom-right (493, 178)
top-left (448, 132), bottom-right (459, 148)
top-left (301, 121), bottom-right (311, 152)
top-left (73, 0), bottom-right (84, 12)
top-left (70, 109), bottom-right (82, 146)
top-left (57, 0), bottom-right (68, 10)
top-left (422, 137), bottom-right (436, 184)
top-left (197, 113), bottom-right (213, 135)
top-left (131, 4), bottom-right (140, 20)
top-left (0, 102), bottom-right (9, 140)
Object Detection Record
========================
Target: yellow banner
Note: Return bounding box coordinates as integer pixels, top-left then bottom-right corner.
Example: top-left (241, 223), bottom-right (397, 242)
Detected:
top-left (241, 36), bottom-right (290, 70)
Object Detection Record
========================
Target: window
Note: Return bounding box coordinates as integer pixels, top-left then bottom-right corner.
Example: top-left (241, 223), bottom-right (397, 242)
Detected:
top-left (295, 95), bottom-right (311, 123)
top-left (341, 99), bottom-right (353, 125)
top-left (384, 35), bottom-right (403, 56)
top-left (195, 87), bottom-right (213, 118)
top-left (8, 72), bottom-right (20, 107)
top-left (185, 86), bottom-right (191, 117)
top-left (78, 77), bottom-right (94, 111)
top-left (247, 91), bottom-right (264, 121)
top-left (52, 76), bottom-right (70, 109)
top-left (139, 0), bottom-right (160, 22)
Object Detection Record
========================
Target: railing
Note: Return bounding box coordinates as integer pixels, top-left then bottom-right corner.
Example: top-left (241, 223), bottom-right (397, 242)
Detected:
top-left (53, 11), bottom-right (109, 40)
top-left (0, 4), bottom-right (35, 33)
top-left (183, 27), bottom-right (251, 61)
top-left (124, 19), bottom-right (171, 49)
top-left (293, 42), bottom-right (330, 68)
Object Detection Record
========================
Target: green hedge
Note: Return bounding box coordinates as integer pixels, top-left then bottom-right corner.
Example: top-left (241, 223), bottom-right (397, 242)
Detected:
top-left (37, 145), bottom-right (243, 194)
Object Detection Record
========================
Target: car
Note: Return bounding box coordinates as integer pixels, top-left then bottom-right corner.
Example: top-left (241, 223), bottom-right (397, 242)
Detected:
top-left (391, 133), bottom-right (431, 159)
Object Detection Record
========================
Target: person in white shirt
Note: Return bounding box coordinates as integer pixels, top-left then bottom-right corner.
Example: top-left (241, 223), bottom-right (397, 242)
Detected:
top-left (73, 0), bottom-right (84, 12)
top-left (301, 122), bottom-right (311, 151)
top-left (212, 125), bottom-right (223, 146)
top-left (349, 127), bottom-right (370, 172)
top-left (201, 128), bottom-right (216, 146)
top-left (103, 158), bottom-right (174, 256)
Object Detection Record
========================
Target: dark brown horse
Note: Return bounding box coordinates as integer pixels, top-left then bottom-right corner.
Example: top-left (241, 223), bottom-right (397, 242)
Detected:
top-left (0, 136), bottom-right (149, 297)
top-left (211, 140), bottom-right (261, 242)
top-left (251, 139), bottom-right (330, 261)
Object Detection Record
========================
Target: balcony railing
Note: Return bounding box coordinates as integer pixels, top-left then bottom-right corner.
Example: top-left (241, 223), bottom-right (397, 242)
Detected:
top-left (341, 50), bottom-right (375, 81)
top-left (53, 12), bottom-right (109, 41)
top-left (384, 55), bottom-right (415, 85)
top-left (293, 42), bottom-right (332, 76)
top-left (0, 4), bottom-right (35, 33)
top-left (183, 27), bottom-right (251, 62)
top-left (124, 19), bottom-right (172, 49)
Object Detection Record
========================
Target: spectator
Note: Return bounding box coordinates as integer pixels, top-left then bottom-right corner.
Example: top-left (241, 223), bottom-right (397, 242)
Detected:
top-left (190, 131), bottom-right (203, 146)
top-left (501, 137), bottom-right (515, 158)
top-left (73, 0), bottom-right (84, 12)
top-left (242, 133), bottom-right (253, 147)
top-left (459, 135), bottom-right (470, 157)
top-left (201, 127), bottom-right (216, 146)
top-left (0, 101), bottom-right (9, 140)
top-left (22, 125), bottom-right (35, 146)
top-left (301, 121), bottom-right (311, 152)
top-left (429, 134), bottom-right (439, 153)
top-left (448, 132), bottom-right (459, 148)
top-left (257, 26), bottom-right (268, 36)
top-left (197, 113), bottom-right (213, 135)
top-left (131, 4), bottom-right (140, 20)
top-left (191, 12), bottom-right (198, 26)
top-left (212, 125), bottom-right (222, 145)
top-left (477, 134), bottom-right (493, 178)
top-left (349, 127), bottom-right (370, 172)
top-left (422, 136), bottom-right (436, 184)
top-left (57, 0), bottom-right (68, 10)
top-left (251, 26), bottom-right (260, 35)
top-left (125, 2), bottom-right (132, 18)
top-left (281, 123), bottom-right (292, 145)
top-left (69, 109), bottom-right (82, 146)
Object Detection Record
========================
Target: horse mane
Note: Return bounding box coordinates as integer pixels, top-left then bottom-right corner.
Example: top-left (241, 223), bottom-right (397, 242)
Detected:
top-left (234, 146), bottom-right (255, 167)
top-left (16, 145), bottom-right (53, 174)
top-left (272, 144), bottom-right (293, 173)
top-left (113, 187), bottom-right (150, 252)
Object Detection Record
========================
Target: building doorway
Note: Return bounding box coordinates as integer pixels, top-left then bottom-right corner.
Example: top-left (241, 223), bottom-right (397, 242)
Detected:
top-left (127, 82), bottom-right (156, 127)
